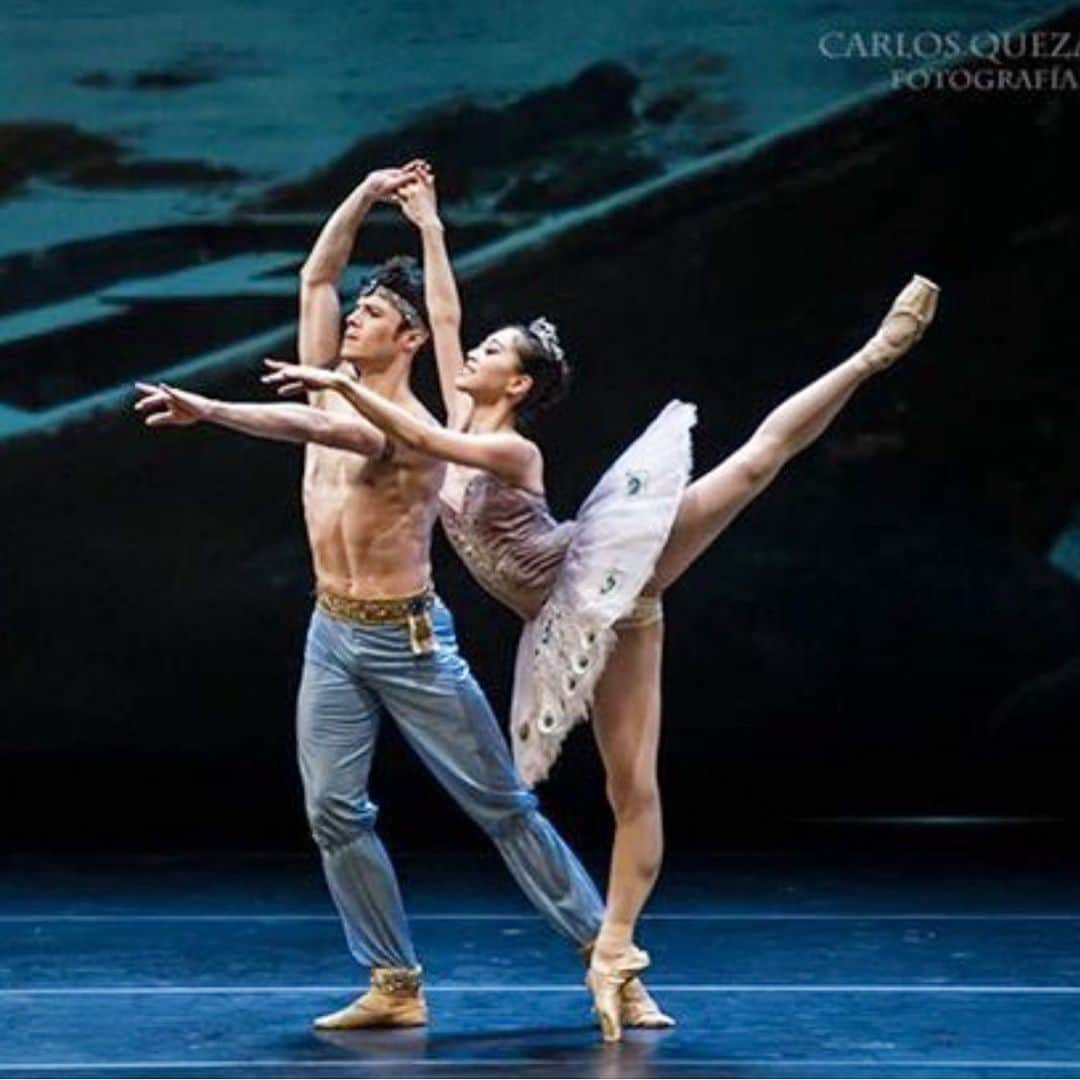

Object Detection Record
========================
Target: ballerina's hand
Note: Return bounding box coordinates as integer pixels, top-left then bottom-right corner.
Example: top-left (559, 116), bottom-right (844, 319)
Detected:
top-left (359, 159), bottom-right (429, 205)
top-left (261, 358), bottom-right (342, 398)
top-left (359, 166), bottom-right (415, 205)
top-left (394, 167), bottom-right (439, 228)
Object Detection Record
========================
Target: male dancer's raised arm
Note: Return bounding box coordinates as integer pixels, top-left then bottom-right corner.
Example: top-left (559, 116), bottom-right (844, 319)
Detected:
top-left (298, 163), bottom-right (423, 370)
top-left (133, 165), bottom-right (428, 450)
top-left (258, 164), bottom-right (535, 482)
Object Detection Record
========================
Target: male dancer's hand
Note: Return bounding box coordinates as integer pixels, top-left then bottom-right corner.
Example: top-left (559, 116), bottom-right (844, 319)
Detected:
top-left (133, 382), bottom-right (213, 427)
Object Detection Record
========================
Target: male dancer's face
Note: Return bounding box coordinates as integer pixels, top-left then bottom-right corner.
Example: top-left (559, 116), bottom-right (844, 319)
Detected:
top-left (341, 292), bottom-right (412, 373)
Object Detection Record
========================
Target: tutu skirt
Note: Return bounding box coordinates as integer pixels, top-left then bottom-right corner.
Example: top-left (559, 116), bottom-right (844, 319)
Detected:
top-left (511, 400), bottom-right (697, 786)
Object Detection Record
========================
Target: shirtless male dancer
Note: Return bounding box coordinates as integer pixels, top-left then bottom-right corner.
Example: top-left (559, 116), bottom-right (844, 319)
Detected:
top-left (134, 162), bottom-right (668, 1032)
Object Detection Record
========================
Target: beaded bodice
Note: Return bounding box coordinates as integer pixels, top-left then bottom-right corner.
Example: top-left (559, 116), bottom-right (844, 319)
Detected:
top-left (438, 471), bottom-right (574, 621)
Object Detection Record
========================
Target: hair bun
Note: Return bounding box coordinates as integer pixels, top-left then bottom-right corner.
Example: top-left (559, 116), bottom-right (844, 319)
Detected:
top-left (527, 317), bottom-right (565, 367)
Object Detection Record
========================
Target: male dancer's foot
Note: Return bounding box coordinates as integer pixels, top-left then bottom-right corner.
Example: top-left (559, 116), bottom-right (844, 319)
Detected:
top-left (313, 966), bottom-right (428, 1029)
top-left (859, 274), bottom-right (940, 373)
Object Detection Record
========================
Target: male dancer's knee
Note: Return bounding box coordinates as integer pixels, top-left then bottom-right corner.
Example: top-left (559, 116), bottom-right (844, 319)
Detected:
top-left (465, 784), bottom-right (543, 843)
top-left (305, 789), bottom-right (378, 852)
top-left (445, 677), bottom-right (546, 840)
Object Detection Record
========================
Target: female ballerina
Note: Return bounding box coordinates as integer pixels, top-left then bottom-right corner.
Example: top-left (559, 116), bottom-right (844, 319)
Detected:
top-left (262, 165), bottom-right (939, 1041)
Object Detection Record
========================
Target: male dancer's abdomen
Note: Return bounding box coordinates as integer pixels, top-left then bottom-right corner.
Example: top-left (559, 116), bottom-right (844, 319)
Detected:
top-left (304, 482), bottom-right (436, 600)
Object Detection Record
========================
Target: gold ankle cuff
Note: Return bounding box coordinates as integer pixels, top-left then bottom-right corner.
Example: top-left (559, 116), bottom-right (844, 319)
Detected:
top-left (371, 965), bottom-right (423, 994)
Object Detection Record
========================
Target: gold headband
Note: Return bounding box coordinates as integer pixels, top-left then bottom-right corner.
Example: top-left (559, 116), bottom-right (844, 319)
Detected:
top-left (362, 282), bottom-right (426, 331)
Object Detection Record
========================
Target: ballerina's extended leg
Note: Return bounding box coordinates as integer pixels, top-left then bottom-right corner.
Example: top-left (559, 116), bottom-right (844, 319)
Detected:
top-left (652, 274), bottom-right (939, 591)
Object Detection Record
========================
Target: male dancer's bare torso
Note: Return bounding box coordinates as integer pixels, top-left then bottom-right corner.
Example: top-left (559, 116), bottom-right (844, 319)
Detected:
top-left (302, 376), bottom-right (444, 600)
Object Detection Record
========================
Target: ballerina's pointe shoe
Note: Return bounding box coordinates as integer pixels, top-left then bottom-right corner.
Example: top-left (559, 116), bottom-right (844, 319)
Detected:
top-left (862, 273), bottom-right (940, 373)
top-left (312, 966), bottom-right (428, 1030)
top-left (586, 944), bottom-right (651, 1043)
top-left (620, 975), bottom-right (676, 1029)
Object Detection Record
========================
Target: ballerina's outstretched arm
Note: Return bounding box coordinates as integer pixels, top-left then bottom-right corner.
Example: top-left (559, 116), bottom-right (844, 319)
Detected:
top-left (261, 359), bottom-right (537, 486)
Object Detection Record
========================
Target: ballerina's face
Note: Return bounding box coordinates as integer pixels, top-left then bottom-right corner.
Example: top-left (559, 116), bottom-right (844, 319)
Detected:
top-left (456, 327), bottom-right (532, 407)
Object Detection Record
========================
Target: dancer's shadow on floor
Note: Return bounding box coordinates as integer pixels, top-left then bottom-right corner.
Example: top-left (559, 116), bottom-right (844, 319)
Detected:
top-left (312, 1023), bottom-right (673, 1075)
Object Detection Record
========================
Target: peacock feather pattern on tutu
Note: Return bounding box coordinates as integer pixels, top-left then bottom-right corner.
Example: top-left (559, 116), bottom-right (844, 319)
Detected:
top-left (440, 400), bottom-right (697, 786)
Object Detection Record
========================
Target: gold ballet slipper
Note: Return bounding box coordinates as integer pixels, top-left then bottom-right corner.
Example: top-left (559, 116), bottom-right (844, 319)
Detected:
top-left (312, 966), bottom-right (428, 1030)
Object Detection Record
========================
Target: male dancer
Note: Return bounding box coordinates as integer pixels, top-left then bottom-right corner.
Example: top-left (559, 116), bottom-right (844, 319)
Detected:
top-left (134, 163), bottom-right (666, 1031)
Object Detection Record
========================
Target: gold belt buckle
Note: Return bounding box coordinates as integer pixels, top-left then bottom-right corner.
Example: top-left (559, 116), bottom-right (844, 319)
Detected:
top-left (406, 594), bottom-right (436, 656)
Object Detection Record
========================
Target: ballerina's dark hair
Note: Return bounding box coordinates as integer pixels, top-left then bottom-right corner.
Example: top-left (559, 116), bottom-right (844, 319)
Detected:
top-left (510, 317), bottom-right (571, 426)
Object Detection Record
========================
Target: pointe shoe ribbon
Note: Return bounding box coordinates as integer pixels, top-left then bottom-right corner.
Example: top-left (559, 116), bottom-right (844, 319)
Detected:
top-left (586, 944), bottom-right (651, 1043)
top-left (620, 975), bottom-right (676, 1029)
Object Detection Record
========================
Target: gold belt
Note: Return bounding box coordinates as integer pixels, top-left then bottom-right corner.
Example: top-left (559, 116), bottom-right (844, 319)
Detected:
top-left (316, 587), bottom-right (436, 655)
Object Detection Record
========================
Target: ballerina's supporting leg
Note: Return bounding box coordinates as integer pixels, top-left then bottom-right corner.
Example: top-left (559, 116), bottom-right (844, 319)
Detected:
top-left (651, 274), bottom-right (939, 592)
top-left (584, 337), bottom-right (874, 1016)
top-left (582, 276), bottom-right (938, 1039)
top-left (587, 616), bottom-right (670, 1041)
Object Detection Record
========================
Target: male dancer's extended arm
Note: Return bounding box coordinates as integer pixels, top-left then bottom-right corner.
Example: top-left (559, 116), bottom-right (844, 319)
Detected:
top-left (133, 381), bottom-right (386, 456)
top-left (299, 163), bottom-right (424, 368)
top-left (393, 165), bottom-right (473, 430)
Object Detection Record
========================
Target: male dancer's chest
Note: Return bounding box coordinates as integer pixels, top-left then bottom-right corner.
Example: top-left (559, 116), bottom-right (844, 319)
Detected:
top-left (302, 442), bottom-right (440, 598)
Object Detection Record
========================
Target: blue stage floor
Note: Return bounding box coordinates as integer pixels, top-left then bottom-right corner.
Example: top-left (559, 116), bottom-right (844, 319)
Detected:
top-left (3, 848), bottom-right (1080, 1078)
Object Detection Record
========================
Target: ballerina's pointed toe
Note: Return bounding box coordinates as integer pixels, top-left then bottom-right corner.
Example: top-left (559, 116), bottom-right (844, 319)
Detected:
top-left (586, 944), bottom-right (652, 1043)
top-left (863, 273), bottom-right (941, 371)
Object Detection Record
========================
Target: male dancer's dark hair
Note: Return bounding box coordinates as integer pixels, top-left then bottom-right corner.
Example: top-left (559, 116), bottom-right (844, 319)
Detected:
top-left (361, 255), bottom-right (429, 335)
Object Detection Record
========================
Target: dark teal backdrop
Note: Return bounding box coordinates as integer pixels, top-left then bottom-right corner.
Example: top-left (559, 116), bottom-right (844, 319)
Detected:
top-left (1, 1), bottom-right (1077, 850)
